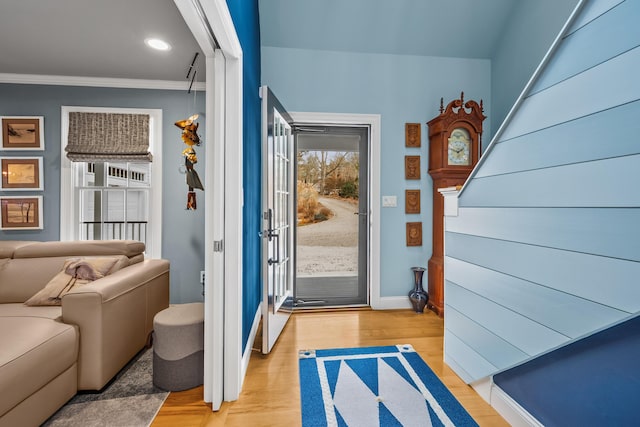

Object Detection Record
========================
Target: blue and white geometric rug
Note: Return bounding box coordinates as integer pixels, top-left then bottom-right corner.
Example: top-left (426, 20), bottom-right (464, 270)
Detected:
top-left (299, 344), bottom-right (478, 427)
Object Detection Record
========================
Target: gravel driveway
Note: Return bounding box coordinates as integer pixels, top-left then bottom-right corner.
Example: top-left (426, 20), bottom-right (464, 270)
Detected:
top-left (297, 197), bottom-right (359, 276)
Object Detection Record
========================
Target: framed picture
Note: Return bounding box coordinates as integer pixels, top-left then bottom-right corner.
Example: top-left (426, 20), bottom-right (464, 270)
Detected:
top-left (405, 123), bottom-right (421, 147)
top-left (1, 116), bottom-right (44, 150)
top-left (1, 195), bottom-right (43, 230)
top-left (405, 155), bottom-right (420, 180)
top-left (1, 157), bottom-right (43, 191)
top-left (405, 189), bottom-right (420, 214)
top-left (406, 222), bottom-right (422, 246)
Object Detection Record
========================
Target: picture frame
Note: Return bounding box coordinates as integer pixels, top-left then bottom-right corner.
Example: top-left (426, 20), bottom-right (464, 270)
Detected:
top-left (1, 157), bottom-right (43, 191)
top-left (405, 123), bottom-right (421, 147)
top-left (405, 155), bottom-right (420, 180)
top-left (1, 195), bottom-right (43, 230)
top-left (405, 189), bottom-right (420, 214)
top-left (1, 116), bottom-right (45, 150)
top-left (406, 222), bottom-right (422, 246)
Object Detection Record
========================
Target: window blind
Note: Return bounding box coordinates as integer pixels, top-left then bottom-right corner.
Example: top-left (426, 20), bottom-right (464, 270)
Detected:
top-left (66, 112), bottom-right (152, 162)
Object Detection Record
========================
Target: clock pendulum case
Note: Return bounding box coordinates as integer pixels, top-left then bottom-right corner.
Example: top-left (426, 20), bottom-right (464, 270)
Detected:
top-left (426, 92), bottom-right (485, 316)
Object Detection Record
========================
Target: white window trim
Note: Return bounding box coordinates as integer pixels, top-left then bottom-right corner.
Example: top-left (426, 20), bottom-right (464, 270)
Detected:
top-left (60, 106), bottom-right (163, 258)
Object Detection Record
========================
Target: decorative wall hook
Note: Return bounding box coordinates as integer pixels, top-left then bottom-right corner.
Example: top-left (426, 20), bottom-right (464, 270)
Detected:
top-left (175, 114), bottom-right (204, 210)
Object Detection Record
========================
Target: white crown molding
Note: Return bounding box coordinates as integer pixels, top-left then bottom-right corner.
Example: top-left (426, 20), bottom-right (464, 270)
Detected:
top-left (0, 72), bottom-right (206, 91)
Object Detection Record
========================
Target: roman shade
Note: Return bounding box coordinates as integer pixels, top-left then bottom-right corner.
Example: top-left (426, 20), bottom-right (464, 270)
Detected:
top-left (66, 112), bottom-right (153, 162)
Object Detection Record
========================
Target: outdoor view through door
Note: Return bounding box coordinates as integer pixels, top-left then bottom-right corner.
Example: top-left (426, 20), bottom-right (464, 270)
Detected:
top-left (295, 126), bottom-right (369, 307)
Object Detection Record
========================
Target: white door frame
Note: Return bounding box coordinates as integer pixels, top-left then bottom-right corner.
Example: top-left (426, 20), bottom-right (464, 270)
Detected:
top-left (289, 112), bottom-right (381, 308)
top-left (174, 0), bottom-right (243, 409)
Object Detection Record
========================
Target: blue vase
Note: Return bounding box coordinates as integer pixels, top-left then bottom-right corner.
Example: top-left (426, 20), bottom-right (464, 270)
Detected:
top-left (408, 267), bottom-right (428, 313)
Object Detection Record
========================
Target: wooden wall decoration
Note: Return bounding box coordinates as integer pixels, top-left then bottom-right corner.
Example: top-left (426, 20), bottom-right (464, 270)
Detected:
top-left (404, 156), bottom-right (420, 179)
top-left (405, 189), bottom-right (420, 214)
top-left (406, 222), bottom-right (422, 246)
top-left (405, 123), bottom-right (421, 147)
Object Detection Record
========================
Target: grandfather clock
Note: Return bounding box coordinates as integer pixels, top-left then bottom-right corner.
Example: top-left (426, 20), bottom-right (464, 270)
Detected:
top-left (427, 93), bottom-right (485, 316)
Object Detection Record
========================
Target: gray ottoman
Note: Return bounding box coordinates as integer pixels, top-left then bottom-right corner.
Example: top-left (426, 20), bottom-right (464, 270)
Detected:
top-left (152, 302), bottom-right (204, 391)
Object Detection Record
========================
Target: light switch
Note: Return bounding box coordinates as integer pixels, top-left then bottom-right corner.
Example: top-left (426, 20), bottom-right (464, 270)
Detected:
top-left (382, 195), bottom-right (397, 207)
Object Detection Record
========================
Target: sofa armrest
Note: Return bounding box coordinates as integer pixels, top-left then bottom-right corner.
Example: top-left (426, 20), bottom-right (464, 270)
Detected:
top-left (61, 259), bottom-right (169, 390)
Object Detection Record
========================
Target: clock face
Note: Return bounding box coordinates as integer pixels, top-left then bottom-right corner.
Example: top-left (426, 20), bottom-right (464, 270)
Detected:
top-left (447, 128), bottom-right (471, 166)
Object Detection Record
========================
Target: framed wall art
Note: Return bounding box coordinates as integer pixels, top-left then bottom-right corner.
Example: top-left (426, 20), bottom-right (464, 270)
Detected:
top-left (406, 222), bottom-right (422, 246)
top-left (1, 116), bottom-right (44, 150)
top-left (1, 157), bottom-right (43, 191)
top-left (1, 195), bottom-right (43, 230)
top-left (405, 189), bottom-right (420, 214)
top-left (405, 155), bottom-right (420, 180)
top-left (405, 123), bottom-right (421, 147)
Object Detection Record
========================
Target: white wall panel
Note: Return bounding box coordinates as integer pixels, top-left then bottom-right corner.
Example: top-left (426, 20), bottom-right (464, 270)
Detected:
top-left (567, 0), bottom-right (623, 34)
top-left (476, 100), bottom-right (640, 178)
top-left (447, 208), bottom-right (640, 262)
top-left (532, 0), bottom-right (640, 94)
top-left (446, 282), bottom-right (569, 355)
top-left (446, 256), bottom-right (628, 337)
top-left (445, 0), bottom-right (640, 385)
top-left (446, 307), bottom-right (528, 367)
top-left (444, 331), bottom-right (498, 383)
top-left (462, 155), bottom-right (640, 207)
top-left (446, 232), bottom-right (640, 313)
top-left (500, 46), bottom-right (640, 141)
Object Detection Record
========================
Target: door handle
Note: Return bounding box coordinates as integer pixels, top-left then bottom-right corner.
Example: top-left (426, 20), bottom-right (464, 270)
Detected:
top-left (266, 208), bottom-right (279, 241)
top-left (268, 232), bottom-right (280, 265)
top-left (354, 212), bottom-right (367, 216)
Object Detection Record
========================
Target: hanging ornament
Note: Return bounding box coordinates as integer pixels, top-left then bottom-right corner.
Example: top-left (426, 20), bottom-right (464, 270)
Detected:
top-left (175, 114), bottom-right (204, 210)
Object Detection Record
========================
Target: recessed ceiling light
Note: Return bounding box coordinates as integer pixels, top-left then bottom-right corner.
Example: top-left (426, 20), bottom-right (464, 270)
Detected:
top-left (145, 38), bottom-right (171, 51)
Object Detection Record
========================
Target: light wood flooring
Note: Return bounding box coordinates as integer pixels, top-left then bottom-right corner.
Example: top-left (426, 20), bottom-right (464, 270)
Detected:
top-left (151, 309), bottom-right (509, 426)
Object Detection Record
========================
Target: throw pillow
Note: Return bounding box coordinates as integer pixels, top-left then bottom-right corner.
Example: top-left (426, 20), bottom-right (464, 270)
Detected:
top-left (24, 256), bottom-right (127, 306)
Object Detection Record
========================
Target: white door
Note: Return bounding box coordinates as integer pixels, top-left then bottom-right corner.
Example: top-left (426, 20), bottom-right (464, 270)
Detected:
top-left (261, 86), bottom-right (295, 354)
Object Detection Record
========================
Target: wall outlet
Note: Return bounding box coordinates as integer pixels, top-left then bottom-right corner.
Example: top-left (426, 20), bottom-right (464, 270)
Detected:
top-left (200, 270), bottom-right (205, 284)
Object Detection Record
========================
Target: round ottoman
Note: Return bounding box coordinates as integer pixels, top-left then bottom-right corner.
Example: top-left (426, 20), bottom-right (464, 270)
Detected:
top-left (152, 302), bottom-right (204, 391)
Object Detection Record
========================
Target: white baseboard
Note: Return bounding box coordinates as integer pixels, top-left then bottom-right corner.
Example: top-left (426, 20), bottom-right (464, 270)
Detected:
top-left (470, 377), bottom-right (492, 404)
top-left (371, 296), bottom-right (413, 310)
top-left (490, 383), bottom-right (543, 427)
top-left (240, 303), bottom-right (262, 387)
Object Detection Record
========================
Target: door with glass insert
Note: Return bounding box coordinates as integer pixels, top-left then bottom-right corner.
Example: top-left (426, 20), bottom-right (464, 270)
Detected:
top-left (261, 86), bottom-right (295, 354)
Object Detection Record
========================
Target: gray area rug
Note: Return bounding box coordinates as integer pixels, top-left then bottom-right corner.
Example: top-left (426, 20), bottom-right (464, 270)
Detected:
top-left (43, 348), bottom-right (168, 427)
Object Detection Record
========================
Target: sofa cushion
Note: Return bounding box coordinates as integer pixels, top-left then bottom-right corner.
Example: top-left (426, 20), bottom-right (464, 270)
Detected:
top-left (12, 240), bottom-right (145, 259)
top-left (24, 256), bottom-right (129, 306)
top-left (0, 303), bottom-right (62, 319)
top-left (0, 241), bottom-right (35, 259)
top-left (0, 241), bottom-right (144, 303)
top-left (0, 257), bottom-right (81, 303)
top-left (0, 317), bottom-right (78, 417)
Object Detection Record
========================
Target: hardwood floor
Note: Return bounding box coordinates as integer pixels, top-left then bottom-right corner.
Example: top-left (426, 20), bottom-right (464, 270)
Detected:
top-left (152, 309), bottom-right (509, 426)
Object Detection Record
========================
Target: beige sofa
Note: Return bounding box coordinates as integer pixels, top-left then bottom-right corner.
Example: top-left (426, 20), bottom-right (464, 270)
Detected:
top-left (0, 240), bottom-right (170, 427)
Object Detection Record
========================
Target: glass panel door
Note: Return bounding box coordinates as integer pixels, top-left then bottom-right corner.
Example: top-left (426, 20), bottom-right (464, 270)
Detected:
top-left (295, 126), bottom-right (369, 307)
top-left (261, 86), bottom-right (295, 354)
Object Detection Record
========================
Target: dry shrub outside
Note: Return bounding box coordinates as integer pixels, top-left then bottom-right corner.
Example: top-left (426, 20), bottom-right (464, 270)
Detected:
top-left (297, 181), bottom-right (332, 225)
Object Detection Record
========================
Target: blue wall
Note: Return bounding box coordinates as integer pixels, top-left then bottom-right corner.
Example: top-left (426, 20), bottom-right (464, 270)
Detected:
top-left (444, 0), bottom-right (640, 395)
top-left (0, 83), bottom-right (206, 304)
top-left (261, 47), bottom-right (491, 298)
top-left (490, 0), bottom-right (579, 134)
top-left (226, 0), bottom-right (262, 351)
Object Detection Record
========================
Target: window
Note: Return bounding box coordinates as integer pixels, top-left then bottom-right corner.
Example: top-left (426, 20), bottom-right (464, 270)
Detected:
top-left (60, 107), bottom-right (163, 258)
top-left (76, 161), bottom-right (150, 244)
